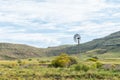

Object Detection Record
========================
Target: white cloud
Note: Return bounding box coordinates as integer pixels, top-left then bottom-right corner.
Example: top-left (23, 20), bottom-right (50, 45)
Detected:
top-left (0, 0), bottom-right (119, 47)
top-left (0, 0), bottom-right (106, 23)
top-left (0, 32), bottom-right (61, 47)
top-left (67, 22), bottom-right (120, 37)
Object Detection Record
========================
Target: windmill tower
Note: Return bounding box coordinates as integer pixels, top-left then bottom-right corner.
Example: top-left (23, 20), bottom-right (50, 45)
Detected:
top-left (74, 34), bottom-right (81, 54)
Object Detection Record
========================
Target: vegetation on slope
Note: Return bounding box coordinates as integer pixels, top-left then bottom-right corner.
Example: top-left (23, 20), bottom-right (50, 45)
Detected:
top-left (47, 31), bottom-right (120, 55)
top-left (0, 54), bottom-right (120, 80)
top-left (0, 43), bottom-right (45, 60)
top-left (0, 31), bottom-right (119, 60)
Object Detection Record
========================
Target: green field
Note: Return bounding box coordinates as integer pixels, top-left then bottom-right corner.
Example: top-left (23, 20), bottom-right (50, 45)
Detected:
top-left (0, 54), bottom-right (120, 80)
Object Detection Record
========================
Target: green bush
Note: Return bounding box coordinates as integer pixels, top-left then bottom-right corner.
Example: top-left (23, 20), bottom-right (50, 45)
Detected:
top-left (28, 58), bottom-right (32, 61)
top-left (39, 61), bottom-right (47, 63)
top-left (51, 53), bottom-right (77, 67)
top-left (91, 63), bottom-right (97, 69)
top-left (92, 56), bottom-right (99, 59)
top-left (96, 62), bottom-right (103, 68)
top-left (69, 56), bottom-right (78, 65)
top-left (91, 62), bottom-right (103, 69)
top-left (17, 59), bottom-right (22, 65)
top-left (74, 64), bottom-right (90, 72)
top-left (87, 58), bottom-right (98, 62)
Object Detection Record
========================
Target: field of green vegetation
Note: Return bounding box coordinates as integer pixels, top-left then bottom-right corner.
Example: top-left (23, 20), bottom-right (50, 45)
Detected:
top-left (0, 53), bottom-right (120, 80)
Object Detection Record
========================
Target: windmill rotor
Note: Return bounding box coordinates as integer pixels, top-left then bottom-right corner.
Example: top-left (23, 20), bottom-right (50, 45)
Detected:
top-left (74, 34), bottom-right (81, 44)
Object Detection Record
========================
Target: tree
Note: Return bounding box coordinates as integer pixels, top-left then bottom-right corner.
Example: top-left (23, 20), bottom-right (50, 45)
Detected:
top-left (51, 53), bottom-right (77, 67)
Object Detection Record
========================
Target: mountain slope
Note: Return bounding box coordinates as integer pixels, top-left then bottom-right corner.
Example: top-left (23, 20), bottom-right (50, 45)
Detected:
top-left (0, 43), bottom-right (45, 60)
top-left (0, 31), bottom-right (119, 60)
top-left (47, 31), bottom-right (120, 55)
top-left (82, 31), bottom-right (120, 52)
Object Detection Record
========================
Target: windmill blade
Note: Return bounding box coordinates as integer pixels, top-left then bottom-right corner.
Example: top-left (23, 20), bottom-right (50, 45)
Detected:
top-left (74, 34), bottom-right (81, 43)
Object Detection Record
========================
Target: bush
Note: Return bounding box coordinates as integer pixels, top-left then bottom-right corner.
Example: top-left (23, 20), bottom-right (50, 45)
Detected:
top-left (51, 53), bottom-right (77, 67)
top-left (39, 61), bottom-right (46, 63)
top-left (87, 58), bottom-right (98, 62)
top-left (92, 56), bottom-right (99, 59)
top-left (91, 63), bottom-right (97, 69)
top-left (28, 58), bottom-right (32, 61)
top-left (69, 57), bottom-right (78, 65)
top-left (96, 62), bottom-right (103, 68)
top-left (91, 62), bottom-right (103, 69)
top-left (74, 64), bottom-right (90, 72)
top-left (17, 59), bottom-right (22, 65)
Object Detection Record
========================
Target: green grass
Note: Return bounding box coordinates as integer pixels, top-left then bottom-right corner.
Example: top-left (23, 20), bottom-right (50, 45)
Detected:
top-left (0, 55), bottom-right (120, 80)
top-left (0, 64), bottom-right (120, 80)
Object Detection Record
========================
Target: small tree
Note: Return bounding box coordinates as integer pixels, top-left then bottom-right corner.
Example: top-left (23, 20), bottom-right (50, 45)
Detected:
top-left (51, 53), bottom-right (77, 67)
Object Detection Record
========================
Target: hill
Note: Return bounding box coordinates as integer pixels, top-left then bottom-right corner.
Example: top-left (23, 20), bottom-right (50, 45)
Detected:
top-left (0, 43), bottom-right (45, 60)
top-left (0, 31), bottom-right (119, 60)
top-left (47, 31), bottom-right (120, 55)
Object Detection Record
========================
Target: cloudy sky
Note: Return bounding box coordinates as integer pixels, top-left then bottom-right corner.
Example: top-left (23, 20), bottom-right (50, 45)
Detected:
top-left (0, 0), bottom-right (120, 47)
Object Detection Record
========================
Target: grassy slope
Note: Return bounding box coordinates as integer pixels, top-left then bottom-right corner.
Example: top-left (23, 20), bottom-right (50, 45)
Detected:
top-left (47, 31), bottom-right (120, 56)
top-left (0, 31), bottom-right (119, 60)
top-left (0, 55), bottom-right (120, 80)
top-left (0, 43), bottom-right (46, 60)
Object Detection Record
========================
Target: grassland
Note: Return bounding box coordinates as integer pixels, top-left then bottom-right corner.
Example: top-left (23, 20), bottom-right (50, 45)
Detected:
top-left (0, 54), bottom-right (120, 80)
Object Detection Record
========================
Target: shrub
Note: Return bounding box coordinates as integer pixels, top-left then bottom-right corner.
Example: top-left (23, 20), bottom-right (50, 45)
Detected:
top-left (92, 56), bottom-right (99, 59)
top-left (28, 58), bottom-right (32, 61)
top-left (91, 62), bottom-right (103, 69)
top-left (69, 57), bottom-right (78, 65)
top-left (91, 63), bottom-right (97, 69)
top-left (87, 58), bottom-right (98, 62)
top-left (51, 53), bottom-right (77, 67)
top-left (39, 61), bottom-right (46, 63)
top-left (11, 62), bottom-right (18, 67)
top-left (17, 59), bottom-right (26, 66)
top-left (96, 62), bottom-right (103, 68)
top-left (17, 59), bottom-right (22, 65)
top-left (74, 64), bottom-right (90, 72)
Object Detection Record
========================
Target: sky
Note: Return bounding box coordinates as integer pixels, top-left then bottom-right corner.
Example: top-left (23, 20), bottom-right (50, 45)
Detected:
top-left (0, 0), bottom-right (120, 48)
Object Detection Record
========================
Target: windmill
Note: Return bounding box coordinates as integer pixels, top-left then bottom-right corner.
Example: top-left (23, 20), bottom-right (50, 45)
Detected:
top-left (74, 34), bottom-right (81, 54)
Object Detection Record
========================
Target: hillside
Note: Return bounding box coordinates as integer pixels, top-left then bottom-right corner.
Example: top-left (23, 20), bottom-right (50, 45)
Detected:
top-left (0, 31), bottom-right (119, 60)
top-left (47, 31), bottom-right (120, 55)
top-left (0, 43), bottom-right (45, 60)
